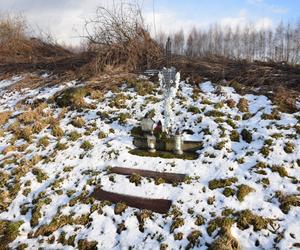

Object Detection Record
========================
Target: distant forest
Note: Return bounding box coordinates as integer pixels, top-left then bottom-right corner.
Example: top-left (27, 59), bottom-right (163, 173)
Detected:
top-left (156, 21), bottom-right (300, 64)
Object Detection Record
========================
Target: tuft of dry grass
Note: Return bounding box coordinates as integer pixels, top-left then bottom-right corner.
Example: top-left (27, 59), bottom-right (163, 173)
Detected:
top-left (0, 111), bottom-right (11, 127)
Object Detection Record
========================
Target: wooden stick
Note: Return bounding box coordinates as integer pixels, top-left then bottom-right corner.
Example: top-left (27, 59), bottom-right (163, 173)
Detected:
top-left (110, 167), bottom-right (186, 183)
top-left (92, 188), bottom-right (172, 214)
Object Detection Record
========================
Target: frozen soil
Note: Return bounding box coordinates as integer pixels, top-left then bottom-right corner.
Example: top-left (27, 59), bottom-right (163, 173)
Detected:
top-left (0, 75), bottom-right (299, 250)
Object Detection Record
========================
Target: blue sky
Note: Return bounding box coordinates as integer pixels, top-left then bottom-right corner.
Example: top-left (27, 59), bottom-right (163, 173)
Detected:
top-left (0, 0), bottom-right (299, 45)
top-left (143, 0), bottom-right (300, 33)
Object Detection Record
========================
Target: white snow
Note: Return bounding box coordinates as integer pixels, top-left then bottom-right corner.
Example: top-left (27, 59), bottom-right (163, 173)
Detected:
top-left (0, 75), bottom-right (299, 249)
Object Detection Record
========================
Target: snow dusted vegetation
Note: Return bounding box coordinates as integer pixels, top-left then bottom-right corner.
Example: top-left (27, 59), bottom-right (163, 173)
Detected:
top-left (0, 74), bottom-right (299, 250)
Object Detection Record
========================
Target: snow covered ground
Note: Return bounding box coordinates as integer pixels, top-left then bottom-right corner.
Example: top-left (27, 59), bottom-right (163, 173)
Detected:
top-left (0, 75), bottom-right (299, 249)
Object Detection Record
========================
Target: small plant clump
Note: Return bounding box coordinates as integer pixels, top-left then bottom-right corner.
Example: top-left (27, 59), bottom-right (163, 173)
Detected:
top-left (205, 110), bottom-right (225, 117)
top-left (170, 217), bottom-right (184, 233)
top-left (0, 111), bottom-right (11, 126)
top-left (187, 106), bottom-right (200, 114)
top-left (223, 187), bottom-right (235, 197)
top-left (52, 125), bottom-right (64, 137)
top-left (260, 146), bottom-right (270, 157)
top-left (186, 230), bottom-right (202, 248)
top-left (98, 131), bottom-right (107, 139)
top-left (241, 129), bottom-right (252, 143)
top-left (271, 165), bottom-right (288, 177)
top-left (55, 142), bottom-right (68, 151)
top-left (129, 173), bottom-right (142, 186)
top-left (237, 98), bottom-right (249, 112)
top-left (230, 130), bottom-right (240, 142)
top-left (284, 142), bottom-right (295, 154)
top-left (114, 202), bottom-right (128, 215)
top-left (208, 177), bottom-right (238, 190)
top-left (38, 136), bottom-right (50, 148)
top-left (69, 131), bottom-right (81, 141)
top-left (0, 220), bottom-right (24, 249)
top-left (236, 184), bottom-right (255, 202)
top-left (71, 117), bottom-right (85, 128)
top-left (32, 168), bottom-right (48, 183)
top-left (275, 191), bottom-right (300, 214)
top-left (80, 141), bottom-right (94, 151)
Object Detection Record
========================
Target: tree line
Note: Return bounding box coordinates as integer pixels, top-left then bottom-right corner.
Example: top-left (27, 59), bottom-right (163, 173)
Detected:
top-left (156, 21), bottom-right (300, 65)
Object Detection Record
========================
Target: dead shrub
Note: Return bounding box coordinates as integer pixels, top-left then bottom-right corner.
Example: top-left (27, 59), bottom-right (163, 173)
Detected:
top-left (83, 2), bottom-right (162, 73)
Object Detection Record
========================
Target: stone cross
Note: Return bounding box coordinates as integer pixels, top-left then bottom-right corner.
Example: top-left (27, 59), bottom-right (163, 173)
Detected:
top-left (165, 37), bottom-right (172, 67)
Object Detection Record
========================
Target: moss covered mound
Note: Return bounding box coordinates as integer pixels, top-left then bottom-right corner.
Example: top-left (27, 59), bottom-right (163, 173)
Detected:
top-left (129, 149), bottom-right (198, 160)
top-left (55, 87), bottom-right (91, 109)
top-left (208, 177), bottom-right (238, 190)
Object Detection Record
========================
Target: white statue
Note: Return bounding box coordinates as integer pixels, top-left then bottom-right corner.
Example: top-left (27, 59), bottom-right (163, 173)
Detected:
top-left (158, 67), bottom-right (180, 134)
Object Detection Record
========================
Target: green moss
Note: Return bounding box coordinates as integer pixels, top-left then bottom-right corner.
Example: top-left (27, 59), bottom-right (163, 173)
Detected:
top-left (69, 131), bottom-right (81, 141)
top-left (0, 171), bottom-right (9, 188)
top-left (56, 87), bottom-right (90, 109)
top-left (129, 173), bottom-right (142, 186)
top-left (260, 146), bottom-right (270, 157)
top-left (80, 141), bottom-right (94, 151)
top-left (187, 106), bottom-right (200, 114)
top-left (223, 187), bottom-right (235, 197)
top-left (241, 129), bottom-right (252, 143)
top-left (32, 168), bottom-right (48, 183)
top-left (208, 177), bottom-right (238, 190)
top-left (264, 139), bottom-right (273, 146)
top-left (129, 149), bottom-right (198, 160)
top-left (208, 228), bottom-right (241, 250)
top-left (226, 119), bottom-right (236, 129)
top-left (242, 113), bottom-right (252, 120)
top-left (170, 217), bottom-right (184, 233)
top-left (174, 232), bottom-right (183, 240)
top-left (236, 185), bottom-right (255, 202)
top-left (235, 209), bottom-right (269, 231)
top-left (130, 126), bottom-right (144, 137)
top-left (195, 215), bottom-right (205, 226)
top-left (205, 110), bottom-right (225, 117)
top-left (207, 217), bottom-right (234, 236)
top-left (261, 110), bottom-right (281, 120)
top-left (34, 215), bottom-right (73, 237)
top-left (284, 142), bottom-right (294, 153)
top-left (255, 169), bottom-right (267, 175)
top-left (78, 239), bottom-right (98, 250)
top-left (30, 197), bottom-right (52, 227)
top-left (214, 102), bottom-right (224, 109)
top-left (155, 177), bottom-right (165, 185)
top-left (114, 202), bottom-right (128, 215)
top-left (118, 112), bottom-right (130, 124)
top-left (261, 178), bottom-right (270, 186)
top-left (135, 82), bottom-right (155, 96)
top-left (98, 131), bottom-right (107, 139)
top-left (271, 133), bottom-right (283, 139)
top-left (275, 191), bottom-right (300, 214)
top-left (0, 220), bottom-right (24, 249)
top-left (16, 243), bottom-right (28, 250)
top-left (207, 196), bottom-right (215, 205)
top-left (71, 117), bottom-right (85, 128)
top-left (214, 141), bottom-right (226, 150)
top-left (187, 230), bottom-right (202, 248)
